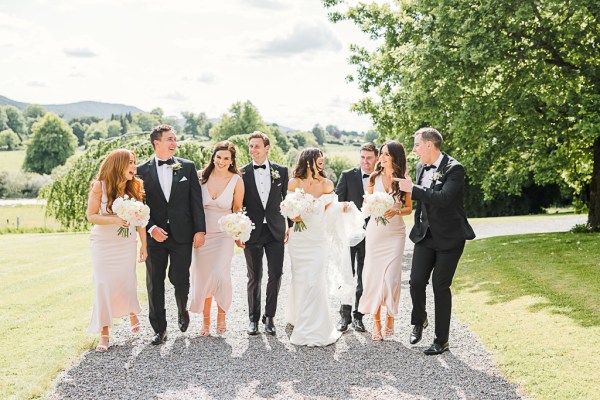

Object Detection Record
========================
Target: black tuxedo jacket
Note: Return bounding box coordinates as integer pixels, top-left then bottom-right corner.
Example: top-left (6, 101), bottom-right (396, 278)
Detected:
top-left (241, 162), bottom-right (289, 243)
top-left (410, 153), bottom-right (475, 250)
top-left (335, 167), bottom-right (365, 209)
top-left (137, 156), bottom-right (206, 244)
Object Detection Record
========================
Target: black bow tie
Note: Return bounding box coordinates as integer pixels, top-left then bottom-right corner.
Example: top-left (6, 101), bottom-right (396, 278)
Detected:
top-left (253, 164), bottom-right (267, 170)
top-left (423, 164), bottom-right (436, 171)
top-left (158, 158), bottom-right (174, 166)
top-left (362, 174), bottom-right (370, 179)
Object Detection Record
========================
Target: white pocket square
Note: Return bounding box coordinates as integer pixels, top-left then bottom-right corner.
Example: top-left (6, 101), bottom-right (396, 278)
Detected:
top-left (179, 176), bottom-right (188, 182)
top-left (277, 183), bottom-right (282, 186)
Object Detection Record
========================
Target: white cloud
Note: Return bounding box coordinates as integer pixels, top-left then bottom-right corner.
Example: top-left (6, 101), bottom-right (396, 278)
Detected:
top-left (244, 0), bottom-right (292, 11)
top-left (255, 20), bottom-right (342, 57)
top-left (63, 47), bottom-right (97, 58)
top-left (26, 81), bottom-right (46, 87)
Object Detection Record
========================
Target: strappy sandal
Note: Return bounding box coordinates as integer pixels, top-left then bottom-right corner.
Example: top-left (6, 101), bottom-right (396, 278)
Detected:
top-left (130, 314), bottom-right (140, 334)
top-left (95, 334), bottom-right (109, 352)
top-left (200, 316), bottom-right (210, 336)
top-left (216, 312), bottom-right (227, 334)
top-left (371, 319), bottom-right (383, 341)
top-left (384, 316), bottom-right (395, 337)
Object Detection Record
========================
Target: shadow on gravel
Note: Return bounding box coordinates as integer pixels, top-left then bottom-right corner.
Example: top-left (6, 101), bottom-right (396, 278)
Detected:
top-left (51, 332), bottom-right (522, 400)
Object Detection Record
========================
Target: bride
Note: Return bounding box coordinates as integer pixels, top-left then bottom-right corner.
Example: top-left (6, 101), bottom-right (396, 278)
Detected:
top-left (286, 148), bottom-right (363, 346)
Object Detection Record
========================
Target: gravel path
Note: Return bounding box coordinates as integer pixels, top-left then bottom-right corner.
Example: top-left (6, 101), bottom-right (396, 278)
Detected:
top-left (47, 215), bottom-right (585, 399)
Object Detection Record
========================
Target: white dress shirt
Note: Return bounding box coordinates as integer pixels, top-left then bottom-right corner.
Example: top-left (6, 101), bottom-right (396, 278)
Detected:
top-left (148, 156), bottom-right (174, 235)
top-left (360, 168), bottom-right (370, 193)
top-left (253, 159), bottom-right (271, 223)
top-left (420, 153), bottom-right (444, 188)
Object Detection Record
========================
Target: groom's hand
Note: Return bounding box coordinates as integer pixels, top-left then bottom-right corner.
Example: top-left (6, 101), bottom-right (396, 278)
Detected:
top-left (193, 232), bottom-right (205, 248)
top-left (393, 175), bottom-right (414, 192)
top-left (151, 227), bottom-right (168, 242)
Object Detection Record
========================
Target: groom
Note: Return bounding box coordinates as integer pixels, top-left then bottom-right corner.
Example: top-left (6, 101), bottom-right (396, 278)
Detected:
top-left (238, 131), bottom-right (289, 336)
top-left (396, 127), bottom-right (475, 355)
top-left (334, 142), bottom-right (378, 332)
top-left (137, 124), bottom-right (206, 345)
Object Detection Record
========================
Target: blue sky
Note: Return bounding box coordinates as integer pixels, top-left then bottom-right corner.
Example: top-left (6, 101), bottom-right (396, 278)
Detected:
top-left (0, 0), bottom-right (374, 132)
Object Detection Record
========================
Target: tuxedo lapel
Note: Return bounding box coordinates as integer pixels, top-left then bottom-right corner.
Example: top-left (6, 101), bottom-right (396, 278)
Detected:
top-left (265, 163), bottom-right (279, 208)
top-left (416, 164), bottom-right (425, 186)
top-left (148, 158), bottom-right (168, 203)
top-left (430, 154), bottom-right (450, 189)
top-left (353, 168), bottom-right (365, 197)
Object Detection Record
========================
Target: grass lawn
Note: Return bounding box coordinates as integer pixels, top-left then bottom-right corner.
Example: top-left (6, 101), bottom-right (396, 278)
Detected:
top-left (455, 232), bottom-right (600, 399)
top-left (0, 205), bottom-right (64, 234)
top-left (0, 233), bottom-right (147, 400)
top-left (0, 150), bottom-right (26, 172)
top-left (322, 143), bottom-right (360, 159)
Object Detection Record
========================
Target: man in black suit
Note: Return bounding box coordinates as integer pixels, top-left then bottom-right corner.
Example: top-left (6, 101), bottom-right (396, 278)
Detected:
top-left (238, 131), bottom-right (289, 336)
top-left (396, 127), bottom-right (475, 355)
top-left (137, 125), bottom-right (206, 345)
top-left (334, 143), bottom-right (378, 333)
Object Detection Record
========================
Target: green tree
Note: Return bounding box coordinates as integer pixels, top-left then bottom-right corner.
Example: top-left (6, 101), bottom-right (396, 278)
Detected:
top-left (182, 111), bottom-right (209, 138)
top-left (70, 122), bottom-right (87, 146)
top-left (22, 104), bottom-right (47, 132)
top-left (210, 101), bottom-right (268, 141)
top-left (269, 125), bottom-right (293, 152)
top-left (325, 0), bottom-right (600, 229)
top-left (107, 120), bottom-right (122, 138)
top-left (312, 124), bottom-right (326, 145)
top-left (150, 107), bottom-right (164, 119)
top-left (133, 113), bottom-right (161, 132)
top-left (0, 108), bottom-right (7, 132)
top-left (290, 131), bottom-right (318, 148)
top-left (364, 130), bottom-right (379, 143)
top-left (23, 113), bottom-right (77, 174)
top-left (84, 121), bottom-right (108, 145)
top-left (0, 129), bottom-right (21, 150)
top-left (2, 106), bottom-right (27, 139)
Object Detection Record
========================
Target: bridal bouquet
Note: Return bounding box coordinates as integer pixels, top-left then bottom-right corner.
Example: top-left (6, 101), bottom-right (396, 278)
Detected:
top-left (280, 188), bottom-right (317, 232)
top-left (218, 211), bottom-right (255, 242)
top-left (112, 195), bottom-right (150, 237)
top-left (362, 192), bottom-right (395, 226)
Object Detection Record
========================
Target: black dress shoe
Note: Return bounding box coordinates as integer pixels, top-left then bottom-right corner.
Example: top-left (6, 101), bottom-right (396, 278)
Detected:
top-left (336, 317), bottom-right (351, 332)
top-left (247, 321), bottom-right (259, 335)
top-left (178, 310), bottom-right (190, 332)
top-left (151, 331), bottom-right (167, 345)
top-left (264, 316), bottom-right (276, 336)
top-left (410, 318), bottom-right (429, 344)
top-left (352, 319), bottom-right (366, 332)
top-left (424, 341), bottom-right (449, 355)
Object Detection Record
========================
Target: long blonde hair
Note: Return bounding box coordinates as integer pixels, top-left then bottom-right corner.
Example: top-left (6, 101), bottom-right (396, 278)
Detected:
top-left (91, 149), bottom-right (145, 213)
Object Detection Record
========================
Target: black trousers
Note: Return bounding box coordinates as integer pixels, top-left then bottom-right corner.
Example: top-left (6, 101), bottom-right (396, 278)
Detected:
top-left (410, 234), bottom-right (465, 344)
top-left (350, 238), bottom-right (366, 319)
top-left (146, 236), bottom-right (192, 333)
top-left (244, 224), bottom-right (284, 322)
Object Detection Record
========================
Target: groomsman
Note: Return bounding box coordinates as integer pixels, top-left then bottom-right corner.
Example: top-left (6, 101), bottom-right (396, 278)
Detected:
top-left (137, 125), bottom-right (206, 345)
top-left (396, 127), bottom-right (475, 355)
top-left (238, 131), bottom-right (290, 336)
top-left (335, 143), bottom-right (378, 332)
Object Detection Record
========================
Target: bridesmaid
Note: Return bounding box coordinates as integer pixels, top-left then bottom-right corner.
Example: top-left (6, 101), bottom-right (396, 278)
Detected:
top-left (358, 140), bottom-right (412, 340)
top-left (189, 141), bottom-right (244, 335)
top-left (86, 149), bottom-right (147, 352)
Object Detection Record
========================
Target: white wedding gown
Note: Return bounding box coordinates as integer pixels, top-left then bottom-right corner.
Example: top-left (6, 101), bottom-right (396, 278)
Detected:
top-left (286, 193), bottom-right (364, 347)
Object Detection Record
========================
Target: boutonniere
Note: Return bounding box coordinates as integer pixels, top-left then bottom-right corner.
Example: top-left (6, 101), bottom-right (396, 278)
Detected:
top-left (270, 167), bottom-right (280, 182)
top-left (171, 162), bottom-right (182, 175)
top-left (432, 170), bottom-right (444, 184)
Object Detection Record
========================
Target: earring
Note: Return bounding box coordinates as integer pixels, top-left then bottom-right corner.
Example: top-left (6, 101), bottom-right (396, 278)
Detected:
top-left (306, 161), bottom-right (310, 168)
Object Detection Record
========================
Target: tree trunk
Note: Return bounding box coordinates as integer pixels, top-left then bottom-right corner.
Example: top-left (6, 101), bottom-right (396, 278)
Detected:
top-left (589, 135), bottom-right (600, 230)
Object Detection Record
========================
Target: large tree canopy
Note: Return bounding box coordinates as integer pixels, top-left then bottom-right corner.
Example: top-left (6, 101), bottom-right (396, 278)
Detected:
top-left (325, 0), bottom-right (600, 228)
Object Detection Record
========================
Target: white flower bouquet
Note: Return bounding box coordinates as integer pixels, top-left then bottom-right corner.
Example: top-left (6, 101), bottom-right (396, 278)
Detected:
top-left (280, 188), bottom-right (317, 232)
top-left (218, 211), bottom-right (255, 242)
top-left (112, 195), bottom-right (150, 237)
top-left (362, 191), bottom-right (395, 225)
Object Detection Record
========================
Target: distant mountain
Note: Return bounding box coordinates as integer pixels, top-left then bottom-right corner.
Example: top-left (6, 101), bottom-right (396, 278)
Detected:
top-left (0, 95), bottom-right (145, 119)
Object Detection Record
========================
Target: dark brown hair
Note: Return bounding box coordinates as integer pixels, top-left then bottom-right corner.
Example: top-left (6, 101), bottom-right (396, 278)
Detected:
top-left (360, 142), bottom-right (377, 154)
top-left (369, 140), bottom-right (407, 202)
top-left (293, 148), bottom-right (326, 180)
top-left (150, 124), bottom-right (174, 149)
top-left (247, 130), bottom-right (270, 147)
top-left (201, 141), bottom-right (240, 184)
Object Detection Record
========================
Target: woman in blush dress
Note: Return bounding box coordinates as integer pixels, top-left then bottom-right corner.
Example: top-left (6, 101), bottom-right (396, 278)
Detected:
top-left (189, 141), bottom-right (244, 336)
top-left (358, 141), bottom-right (412, 341)
top-left (87, 149), bottom-right (147, 352)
